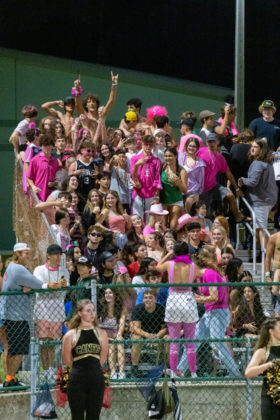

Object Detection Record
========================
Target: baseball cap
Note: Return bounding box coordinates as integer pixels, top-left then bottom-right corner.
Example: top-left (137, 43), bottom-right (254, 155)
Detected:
top-left (199, 110), bottom-right (216, 121)
top-left (13, 243), bottom-right (30, 252)
top-left (64, 96), bottom-right (75, 105)
top-left (125, 111), bottom-right (138, 122)
top-left (261, 99), bottom-right (275, 109)
top-left (47, 244), bottom-right (63, 255)
top-left (180, 118), bottom-right (194, 128)
top-left (77, 256), bottom-right (92, 266)
top-left (94, 158), bottom-right (105, 166)
top-left (206, 133), bottom-right (219, 142)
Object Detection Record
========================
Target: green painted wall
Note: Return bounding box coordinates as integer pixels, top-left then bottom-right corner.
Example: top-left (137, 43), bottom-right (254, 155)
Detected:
top-left (0, 47), bottom-right (233, 251)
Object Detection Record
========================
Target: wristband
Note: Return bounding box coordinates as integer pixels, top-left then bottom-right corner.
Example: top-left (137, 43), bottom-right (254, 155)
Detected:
top-left (265, 272), bottom-right (271, 277)
top-left (71, 85), bottom-right (83, 97)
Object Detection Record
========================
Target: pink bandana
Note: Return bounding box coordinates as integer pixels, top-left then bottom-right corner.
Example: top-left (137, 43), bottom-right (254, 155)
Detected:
top-left (45, 263), bottom-right (59, 272)
top-left (173, 255), bottom-right (192, 265)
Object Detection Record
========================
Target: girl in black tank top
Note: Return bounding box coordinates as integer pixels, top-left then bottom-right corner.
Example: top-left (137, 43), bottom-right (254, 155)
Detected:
top-left (63, 299), bottom-right (108, 420)
top-left (245, 318), bottom-right (280, 420)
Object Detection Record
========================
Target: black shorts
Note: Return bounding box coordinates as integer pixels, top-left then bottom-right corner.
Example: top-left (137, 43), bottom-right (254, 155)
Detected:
top-left (18, 144), bottom-right (27, 152)
top-left (3, 320), bottom-right (30, 355)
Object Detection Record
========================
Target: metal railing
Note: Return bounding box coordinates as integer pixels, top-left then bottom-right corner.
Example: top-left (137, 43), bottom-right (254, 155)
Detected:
top-left (236, 196), bottom-right (256, 274)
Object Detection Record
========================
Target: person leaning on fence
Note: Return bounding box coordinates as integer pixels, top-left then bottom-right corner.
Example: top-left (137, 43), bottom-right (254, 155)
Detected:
top-left (130, 288), bottom-right (168, 378)
top-left (63, 299), bottom-right (109, 420)
top-left (1, 243), bottom-right (64, 388)
top-left (245, 318), bottom-right (280, 420)
top-left (33, 244), bottom-right (68, 382)
top-left (156, 241), bottom-right (199, 378)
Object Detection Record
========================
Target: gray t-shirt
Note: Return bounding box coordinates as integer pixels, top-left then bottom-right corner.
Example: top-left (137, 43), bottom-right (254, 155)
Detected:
top-left (1, 262), bottom-right (44, 321)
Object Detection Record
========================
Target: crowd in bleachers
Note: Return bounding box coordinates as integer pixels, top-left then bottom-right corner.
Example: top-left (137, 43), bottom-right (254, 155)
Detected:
top-left (1, 72), bottom-right (280, 386)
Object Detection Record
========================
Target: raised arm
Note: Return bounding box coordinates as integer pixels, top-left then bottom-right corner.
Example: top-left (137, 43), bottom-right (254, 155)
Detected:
top-left (41, 100), bottom-right (64, 118)
top-left (103, 72), bottom-right (118, 117)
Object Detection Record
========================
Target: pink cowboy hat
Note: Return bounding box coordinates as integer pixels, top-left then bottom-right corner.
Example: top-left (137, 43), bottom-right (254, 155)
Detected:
top-left (145, 204), bottom-right (169, 216)
top-left (177, 213), bottom-right (199, 231)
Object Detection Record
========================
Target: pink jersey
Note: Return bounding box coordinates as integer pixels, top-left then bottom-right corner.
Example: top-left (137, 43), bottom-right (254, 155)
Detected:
top-left (198, 269), bottom-right (228, 312)
top-left (27, 153), bottom-right (59, 201)
top-left (197, 147), bottom-right (229, 192)
top-left (130, 152), bottom-right (162, 199)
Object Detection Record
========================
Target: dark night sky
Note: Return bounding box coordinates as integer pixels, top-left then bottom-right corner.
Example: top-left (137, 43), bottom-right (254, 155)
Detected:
top-left (1, 0), bottom-right (280, 124)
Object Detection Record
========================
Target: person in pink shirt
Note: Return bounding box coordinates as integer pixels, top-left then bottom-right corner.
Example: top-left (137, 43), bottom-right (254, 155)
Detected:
top-left (27, 134), bottom-right (59, 201)
top-left (197, 133), bottom-right (246, 223)
top-left (130, 135), bottom-right (162, 219)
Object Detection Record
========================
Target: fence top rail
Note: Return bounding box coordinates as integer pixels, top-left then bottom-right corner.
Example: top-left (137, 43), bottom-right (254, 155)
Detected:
top-left (0, 280), bottom-right (278, 296)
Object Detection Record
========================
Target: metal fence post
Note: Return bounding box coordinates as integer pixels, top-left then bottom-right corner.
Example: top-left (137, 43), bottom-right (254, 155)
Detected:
top-left (30, 338), bottom-right (39, 420)
top-left (245, 337), bottom-right (252, 420)
top-left (91, 279), bottom-right (97, 312)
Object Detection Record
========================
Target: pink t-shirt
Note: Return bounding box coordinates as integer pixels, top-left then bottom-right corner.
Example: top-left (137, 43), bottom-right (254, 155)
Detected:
top-left (197, 147), bottom-right (229, 192)
top-left (198, 269), bottom-right (228, 312)
top-left (27, 153), bottom-right (59, 201)
top-left (130, 152), bottom-right (162, 199)
top-left (142, 225), bottom-right (155, 236)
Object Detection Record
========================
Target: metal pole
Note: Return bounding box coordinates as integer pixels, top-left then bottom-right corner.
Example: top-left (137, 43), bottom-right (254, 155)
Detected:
top-left (234, 0), bottom-right (245, 130)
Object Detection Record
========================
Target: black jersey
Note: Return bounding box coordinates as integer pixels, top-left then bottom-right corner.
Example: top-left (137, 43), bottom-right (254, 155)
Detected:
top-left (76, 159), bottom-right (96, 198)
top-left (72, 327), bottom-right (101, 370)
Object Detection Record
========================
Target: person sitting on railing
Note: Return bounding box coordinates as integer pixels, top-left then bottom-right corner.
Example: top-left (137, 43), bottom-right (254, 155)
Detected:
top-left (9, 104), bottom-right (38, 160)
top-left (238, 139), bottom-right (278, 249)
top-left (130, 288), bottom-right (168, 378)
top-left (1, 243), bottom-right (64, 388)
top-left (33, 244), bottom-right (68, 382)
top-left (231, 286), bottom-right (266, 338)
top-left (99, 288), bottom-right (127, 379)
top-left (197, 133), bottom-right (246, 224)
top-left (27, 134), bottom-right (59, 201)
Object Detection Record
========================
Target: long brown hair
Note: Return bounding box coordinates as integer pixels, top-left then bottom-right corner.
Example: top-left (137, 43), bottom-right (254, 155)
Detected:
top-left (249, 139), bottom-right (274, 164)
top-left (99, 288), bottom-right (124, 323)
top-left (68, 299), bottom-right (98, 330)
top-left (194, 253), bottom-right (222, 275)
top-left (6, 251), bottom-right (25, 267)
top-left (255, 318), bottom-right (280, 350)
top-left (103, 190), bottom-right (123, 215)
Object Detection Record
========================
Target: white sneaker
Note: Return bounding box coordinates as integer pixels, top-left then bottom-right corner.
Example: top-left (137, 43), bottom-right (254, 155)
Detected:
top-left (191, 372), bottom-right (197, 378)
top-left (118, 372), bottom-right (126, 379)
top-left (110, 372), bottom-right (118, 380)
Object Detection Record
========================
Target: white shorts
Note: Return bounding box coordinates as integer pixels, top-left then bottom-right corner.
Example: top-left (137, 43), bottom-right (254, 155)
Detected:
top-left (253, 205), bottom-right (272, 229)
top-left (165, 293), bottom-right (199, 323)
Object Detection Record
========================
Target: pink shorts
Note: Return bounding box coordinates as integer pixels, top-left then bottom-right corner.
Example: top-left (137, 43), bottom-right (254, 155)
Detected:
top-left (36, 320), bottom-right (62, 340)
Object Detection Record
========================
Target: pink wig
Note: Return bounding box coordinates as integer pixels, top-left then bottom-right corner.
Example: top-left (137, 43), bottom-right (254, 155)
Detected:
top-left (146, 105), bottom-right (168, 121)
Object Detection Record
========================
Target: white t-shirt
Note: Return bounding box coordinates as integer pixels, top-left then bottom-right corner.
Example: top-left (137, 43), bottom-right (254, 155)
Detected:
top-left (15, 119), bottom-right (30, 145)
top-left (33, 264), bottom-right (69, 322)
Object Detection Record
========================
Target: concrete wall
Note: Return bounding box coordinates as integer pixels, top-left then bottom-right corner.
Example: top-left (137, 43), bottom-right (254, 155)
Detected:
top-left (0, 47), bottom-right (233, 252)
top-left (0, 381), bottom-right (262, 420)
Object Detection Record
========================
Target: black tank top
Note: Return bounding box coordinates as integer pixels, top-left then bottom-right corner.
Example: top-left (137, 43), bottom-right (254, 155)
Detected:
top-left (76, 159), bottom-right (95, 196)
top-left (72, 327), bottom-right (101, 370)
top-left (262, 345), bottom-right (280, 390)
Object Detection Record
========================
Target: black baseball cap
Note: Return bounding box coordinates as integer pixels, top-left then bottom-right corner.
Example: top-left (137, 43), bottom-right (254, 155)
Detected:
top-left (47, 244), bottom-right (63, 255)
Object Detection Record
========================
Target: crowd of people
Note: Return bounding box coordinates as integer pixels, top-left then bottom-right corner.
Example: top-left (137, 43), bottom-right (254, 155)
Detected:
top-left (1, 73), bottom-right (280, 417)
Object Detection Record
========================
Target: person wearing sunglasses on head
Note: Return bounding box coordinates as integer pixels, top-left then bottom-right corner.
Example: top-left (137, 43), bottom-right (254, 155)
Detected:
top-left (68, 140), bottom-right (97, 199)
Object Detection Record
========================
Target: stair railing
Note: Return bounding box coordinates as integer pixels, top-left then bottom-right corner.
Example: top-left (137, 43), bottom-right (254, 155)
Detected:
top-left (236, 197), bottom-right (256, 275)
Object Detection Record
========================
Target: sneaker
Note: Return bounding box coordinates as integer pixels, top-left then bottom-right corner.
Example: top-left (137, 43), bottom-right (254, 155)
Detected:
top-left (3, 378), bottom-right (19, 388)
top-left (191, 372), bottom-right (197, 378)
top-left (118, 372), bottom-right (126, 379)
top-left (110, 372), bottom-right (118, 380)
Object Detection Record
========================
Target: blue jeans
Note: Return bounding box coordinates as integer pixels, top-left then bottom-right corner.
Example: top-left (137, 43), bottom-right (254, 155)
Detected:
top-left (178, 308), bottom-right (240, 376)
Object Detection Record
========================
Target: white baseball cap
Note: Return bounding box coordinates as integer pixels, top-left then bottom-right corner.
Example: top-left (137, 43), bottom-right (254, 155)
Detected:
top-left (13, 243), bottom-right (30, 252)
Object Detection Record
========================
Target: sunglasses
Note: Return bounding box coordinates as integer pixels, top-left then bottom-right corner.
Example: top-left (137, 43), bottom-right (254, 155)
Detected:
top-left (81, 148), bottom-right (93, 153)
top-left (90, 233), bottom-right (102, 238)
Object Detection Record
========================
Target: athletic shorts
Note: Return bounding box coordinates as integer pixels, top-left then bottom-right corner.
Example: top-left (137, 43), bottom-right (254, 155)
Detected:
top-left (3, 320), bottom-right (30, 355)
top-left (253, 205), bottom-right (272, 229)
top-left (36, 320), bottom-right (62, 340)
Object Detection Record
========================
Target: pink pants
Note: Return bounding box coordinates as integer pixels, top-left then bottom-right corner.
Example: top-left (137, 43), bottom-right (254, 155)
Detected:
top-left (167, 322), bottom-right (196, 373)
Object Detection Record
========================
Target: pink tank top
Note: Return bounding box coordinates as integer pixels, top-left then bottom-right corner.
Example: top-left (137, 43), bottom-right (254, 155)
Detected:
top-left (168, 261), bottom-right (195, 293)
top-left (108, 215), bottom-right (126, 234)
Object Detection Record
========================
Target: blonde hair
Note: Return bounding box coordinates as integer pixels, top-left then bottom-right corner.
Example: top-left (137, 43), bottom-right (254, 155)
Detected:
top-left (68, 299), bottom-right (98, 330)
top-left (214, 216), bottom-right (230, 238)
top-left (211, 225), bottom-right (228, 249)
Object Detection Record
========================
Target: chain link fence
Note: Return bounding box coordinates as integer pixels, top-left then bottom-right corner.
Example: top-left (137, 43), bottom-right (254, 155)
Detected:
top-left (0, 280), bottom-right (277, 419)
